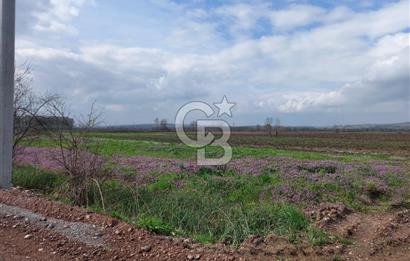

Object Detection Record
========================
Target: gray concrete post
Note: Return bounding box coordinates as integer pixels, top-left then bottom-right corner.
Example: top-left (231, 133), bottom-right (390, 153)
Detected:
top-left (0, 0), bottom-right (15, 188)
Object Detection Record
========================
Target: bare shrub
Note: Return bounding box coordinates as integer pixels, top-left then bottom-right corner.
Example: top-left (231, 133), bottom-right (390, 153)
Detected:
top-left (46, 100), bottom-right (110, 207)
top-left (13, 63), bottom-right (109, 207)
top-left (265, 117), bottom-right (273, 136)
top-left (13, 63), bottom-right (59, 158)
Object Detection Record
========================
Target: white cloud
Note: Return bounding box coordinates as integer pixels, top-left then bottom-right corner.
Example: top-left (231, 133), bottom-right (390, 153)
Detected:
top-left (106, 104), bottom-right (126, 112)
top-left (32, 0), bottom-right (93, 33)
top-left (16, 47), bottom-right (80, 60)
top-left (269, 4), bottom-right (326, 31)
top-left (14, 0), bottom-right (410, 124)
top-left (215, 3), bottom-right (269, 31)
top-left (279, 91), bottom-right (344, 113)
top-left (278, 33), bottom-right (410, 113)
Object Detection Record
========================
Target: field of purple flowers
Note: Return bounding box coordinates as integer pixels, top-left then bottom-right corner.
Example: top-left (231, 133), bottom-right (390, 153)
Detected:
top-left (15, 146), bottom-right (409, 210)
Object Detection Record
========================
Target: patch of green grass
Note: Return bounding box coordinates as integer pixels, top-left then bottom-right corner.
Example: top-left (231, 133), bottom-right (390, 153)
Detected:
top-left (17, 161), bottom-right (386, 249)
top-left (147, 173), bottom-right (182, 191)
top-left (12, 164), bottom-right (352, 247)
top-left (23, 135), bottom-right (394, 163)
top-left (384, 173), bottom-right (407, 188)
top-left (233, 146), bottom-right (330, 160)
top-left (137, 215), bottom-right (175, 235)
top-left (12, 165), bottom-right (66, 193)
top-left (85, 131), bottom-right (410, 157)
top-left (90, 176), bottom-right (315, 245)
top-left (307, 227), bottom-right (333, 246)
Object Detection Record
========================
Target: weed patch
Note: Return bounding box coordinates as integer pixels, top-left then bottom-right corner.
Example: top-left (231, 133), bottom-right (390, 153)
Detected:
top-left (12, 165), bottom-right (66, 193)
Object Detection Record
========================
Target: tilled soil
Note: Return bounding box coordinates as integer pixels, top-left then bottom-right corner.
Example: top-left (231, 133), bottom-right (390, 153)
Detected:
top-left (0, 188), bottom-right (409, 260)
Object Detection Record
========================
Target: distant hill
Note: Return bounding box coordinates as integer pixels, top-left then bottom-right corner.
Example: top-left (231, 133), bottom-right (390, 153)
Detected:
top-left (230, 122), bottom-right (410, 132)
top-left (331, 122), bottom-right (410, 131)
top-left (97, 123), bottom-right (176, 131)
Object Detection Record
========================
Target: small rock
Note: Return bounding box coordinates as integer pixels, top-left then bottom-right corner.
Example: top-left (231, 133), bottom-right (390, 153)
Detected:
top-left (194, 254), bottom-right (201, 260)
top-left (359, 194), bottom-right (372, 205)
top-left (85, 215), bottom-right (91, 220)
top-left (24, 234), bottom-right (32, 239)
top-left (94, 232), bottom-right (103, 237)
top-left (38, 248), bottom-right (44, 252)
top-left (109, 219), bottom-right (119, 227)
top-left (141, 245), bottom-right (152, 252)
top-left (252, 237), bottom-right (263, 246)
top-left (47, 223), bottom-right (55, 229)
top-left (187, 255), bottom-right (194, 260)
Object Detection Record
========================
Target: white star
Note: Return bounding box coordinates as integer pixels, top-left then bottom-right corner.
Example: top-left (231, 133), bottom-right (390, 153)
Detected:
top-left (214, 95), bottom-right (236, 117)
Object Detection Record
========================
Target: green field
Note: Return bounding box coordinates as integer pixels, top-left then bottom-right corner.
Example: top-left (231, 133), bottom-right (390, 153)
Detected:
top-left (22, 134), bottom-right (396, 162)
top-left (86, 131), bottom-right (410, 155)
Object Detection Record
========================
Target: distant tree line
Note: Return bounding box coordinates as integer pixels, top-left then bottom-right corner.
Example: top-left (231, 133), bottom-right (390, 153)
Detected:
top-left (153, 117), bottom-right (169, 131)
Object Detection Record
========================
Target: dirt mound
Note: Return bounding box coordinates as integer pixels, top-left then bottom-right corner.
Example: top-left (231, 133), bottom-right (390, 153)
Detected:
top-left (306, 203), bottom-right (351, 228)
top-left (237, 233), bottom-right (347, 260)
top-left (329, 209), bottom-right (410, 260)
top-left (372, 210), bottom-right (410, 254)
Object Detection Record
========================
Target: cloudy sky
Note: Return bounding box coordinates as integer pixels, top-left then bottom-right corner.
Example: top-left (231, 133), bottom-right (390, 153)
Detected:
top-left (16, 0), bottom-right (410, 126)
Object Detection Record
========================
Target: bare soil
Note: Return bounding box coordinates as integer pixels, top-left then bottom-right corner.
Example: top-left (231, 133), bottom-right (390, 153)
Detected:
top-left (0, 188), bottom-right (409, 260)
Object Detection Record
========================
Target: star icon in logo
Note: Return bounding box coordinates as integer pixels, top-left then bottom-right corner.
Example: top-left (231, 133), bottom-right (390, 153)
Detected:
top-left (214, 95), bottom-right (236, 117)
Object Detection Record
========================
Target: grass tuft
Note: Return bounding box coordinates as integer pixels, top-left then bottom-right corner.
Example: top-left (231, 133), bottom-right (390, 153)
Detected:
top-left (12, 165), bottom-right (66, 193)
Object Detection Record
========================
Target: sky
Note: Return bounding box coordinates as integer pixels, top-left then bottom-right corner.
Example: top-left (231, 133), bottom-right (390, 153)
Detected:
top-left (15, 0), bottom-right (410, 126)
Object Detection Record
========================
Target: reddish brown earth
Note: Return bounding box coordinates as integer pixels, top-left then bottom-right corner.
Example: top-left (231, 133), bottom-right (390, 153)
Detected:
top-left (307, 203), bottom-right (410, 260)
top-left (0, 188), bottom-right (409, 261)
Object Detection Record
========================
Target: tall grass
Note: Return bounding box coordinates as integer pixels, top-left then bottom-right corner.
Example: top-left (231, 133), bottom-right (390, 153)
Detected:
top-left (12, 165), bottom-right (66, 193)
top-left (12, 165), bottom-right (318, 245)
top-left (92, 180), bottom-right (310, 245)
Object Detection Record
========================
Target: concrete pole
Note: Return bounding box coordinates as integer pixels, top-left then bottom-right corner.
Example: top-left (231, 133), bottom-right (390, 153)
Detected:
top-left (0, 0), bottom-right (15, 188)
